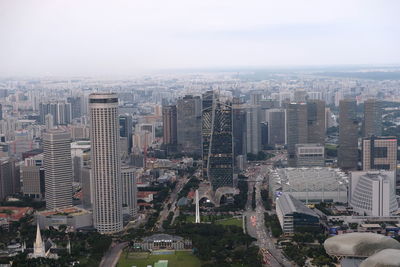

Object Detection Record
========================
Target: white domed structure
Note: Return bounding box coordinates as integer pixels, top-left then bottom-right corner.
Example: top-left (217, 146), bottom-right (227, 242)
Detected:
top-left (324, 233), bottom-right (400, 257)
top-left (360, 249), bottom-right (400, 267)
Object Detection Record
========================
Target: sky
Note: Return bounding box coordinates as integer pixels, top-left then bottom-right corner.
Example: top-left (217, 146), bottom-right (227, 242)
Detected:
top-left (0, 0), bottom-right (399, 76)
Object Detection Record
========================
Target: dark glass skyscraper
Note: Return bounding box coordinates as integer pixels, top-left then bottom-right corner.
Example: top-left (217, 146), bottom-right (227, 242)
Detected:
top-left (232, 99), bottom-right (247, 158)
top-left (363, 99), bottom-right (382, 137)
top-left (119, 114), bottom-right (133, 153)
top-left (286, 103), bottom-right (308, 167)
top-left (338, 99), bottom-right (359, 170)
top-left (307, 100), bottom-right (326, 145)
top-left (162, 105), bottom-right (178, 145)
top-left (202, 91), bottom-right (234, 191)
top-left (177, 95), bottom-right (202, 156)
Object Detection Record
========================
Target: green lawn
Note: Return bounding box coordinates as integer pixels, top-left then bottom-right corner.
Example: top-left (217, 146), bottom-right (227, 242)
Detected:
top-left (215, 217), bottom-right (243, 228)
top-left (117, 251), bottom-right (201, 267)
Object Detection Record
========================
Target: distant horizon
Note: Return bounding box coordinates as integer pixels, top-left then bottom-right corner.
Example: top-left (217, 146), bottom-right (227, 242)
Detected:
top-left (1, 64), bottom-right (400, 79)
top-left (1, 0), bottom-right (399, 76)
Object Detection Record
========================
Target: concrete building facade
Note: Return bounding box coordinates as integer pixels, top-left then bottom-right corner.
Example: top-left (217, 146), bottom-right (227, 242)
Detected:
top-left (43, 129), bottom-right (72, 210)
top-left (89, 93), bottom-right (123, 234)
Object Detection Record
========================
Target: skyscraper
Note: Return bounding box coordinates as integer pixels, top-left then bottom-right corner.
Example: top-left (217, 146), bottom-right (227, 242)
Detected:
top-left (362, 136), bottom-right (397, 172)
top-left (202, 91), bottom-right (234, 190)
top-left (177, 95), bottom-right (202, 156)
top-left (286, 103), bottom-right (308, 167)
top-left (119, 114), bottom-right (133, 153)
top-left (121, 165), bottom-right (137, 217)
top-left (43, 129), bottom-right (72, 210)
top-left (338, 99), bottom-right (359, 170)
top-left (232, 99), bottom-right (247, 158)
top-left (0, 158), bottom-right (18, 201)
top-left (67, 96), bottom-right (82, 119)
top-left (307, 100), bottom-right (326, 145)
top-left (246, 106), bottom-right (261, 154)
top-left (89, 93), bottom-right (122, 234)
top-left (162, 105), bottom-right (177, 145)
top-left (39, 102), bottom-right (72, 125)
top-left (266, 108), bottom-right (286, 147)
top-left (363, 99), bottom-right (382, 137)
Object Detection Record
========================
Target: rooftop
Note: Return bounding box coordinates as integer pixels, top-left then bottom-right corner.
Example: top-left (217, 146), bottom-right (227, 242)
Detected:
top-left (143, 234), bottom-right (183, 242)
top-left (0, 207), bottom-right (33, 221)
top-left (38, 207), bottom-right (90, 217)
top-left (276, 193), bottom-right (318, 217)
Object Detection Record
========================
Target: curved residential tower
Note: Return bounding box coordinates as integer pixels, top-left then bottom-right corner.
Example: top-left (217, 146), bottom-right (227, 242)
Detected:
top-left (90, 93), bottom-right (122, 233)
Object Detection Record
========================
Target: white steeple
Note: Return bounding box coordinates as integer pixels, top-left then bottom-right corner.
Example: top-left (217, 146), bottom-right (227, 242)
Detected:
top-left (32, 223), bottom-right (45, 258)
top-left (195, 189), bottom-right (200, 223)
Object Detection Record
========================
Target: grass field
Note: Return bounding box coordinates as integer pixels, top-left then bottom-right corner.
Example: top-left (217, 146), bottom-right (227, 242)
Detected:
top-left (118, 251), bottom-right (202, 267)
top-left (215, 217), bottom-right (243, 228)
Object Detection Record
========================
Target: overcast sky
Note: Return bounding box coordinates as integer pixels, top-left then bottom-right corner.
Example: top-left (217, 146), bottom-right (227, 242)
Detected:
top-left (0, 0), bottom-right (399, 76)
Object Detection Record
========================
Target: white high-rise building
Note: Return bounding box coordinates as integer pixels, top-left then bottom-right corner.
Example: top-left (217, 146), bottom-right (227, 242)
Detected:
top-left (43, 129), bottom-right (72, 210)
top-left (121, 166), bottom-right (137, 217)
top-left (350, 171), bottom-right (398, 217)
top-left (89, 93), bottom-right (123, 234)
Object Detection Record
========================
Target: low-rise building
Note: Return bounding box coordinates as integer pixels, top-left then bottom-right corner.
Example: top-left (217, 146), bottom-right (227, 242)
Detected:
top-left (276, 193), bottom-right (320, 234)
top-left (269, 167), bottom-right (349, 203)
top-left (295, 143), bottom-right (325, 167)
top-left (36, 207), bottom-right (92, 230)
top-left (133, 234), bottom-right (192, 251)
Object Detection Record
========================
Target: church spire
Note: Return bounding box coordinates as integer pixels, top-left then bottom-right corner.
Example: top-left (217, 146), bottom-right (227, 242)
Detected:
top-left (33, 223), bottom-right (45, 258)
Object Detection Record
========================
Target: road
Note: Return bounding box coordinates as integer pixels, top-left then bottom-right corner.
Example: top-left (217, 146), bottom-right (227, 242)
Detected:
top-left (99, 242), bottom-right (128, 267)
top-left (245, 163), bottom-right (293, 267)
top-left (155, 175), bottom-right (189, 231)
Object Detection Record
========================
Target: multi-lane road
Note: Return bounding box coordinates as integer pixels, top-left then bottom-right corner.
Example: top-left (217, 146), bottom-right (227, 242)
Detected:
top-left (155, 175), bottom-right (189, 231)
top-left (244, 156), bottom-right (293, 267)
top-left (99, 242), bottom-right (128, 267)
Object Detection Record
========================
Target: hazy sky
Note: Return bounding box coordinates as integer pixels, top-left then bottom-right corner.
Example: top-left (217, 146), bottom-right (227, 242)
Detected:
top-left (0, 0), bottom-right (399, 76)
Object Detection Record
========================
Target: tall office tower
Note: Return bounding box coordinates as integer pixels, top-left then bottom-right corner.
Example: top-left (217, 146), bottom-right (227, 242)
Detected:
top-left (202, 91), bottom-right (234, 190)
top-left (362, 136), bottom-right (397, 171)
top-left (363, 99), bottom-right (382, 137)
top-left (121, 166), bottom-right (137, 217)
top-left (21, 154), bottom-right (45, 199)
top-left (81, 166), bottom-right (92, 209)
top-left (67, 96), bottom-right (82, 119)
top-left (0, 104), bottom-right (2, 120)
top-left (266, 109), bottom-right (286, 147)
top-left (307, 100), bottom-right (326, 144)
top-left (286, 103), bottom-right (308, 167)
top-left (177, 95), bottom-right (202, 156)
top-left (57, 102), bottom-right (72, 125)
top-left (89, 93), bottom-right (122, 234)
top-left (162, 105), bottom-right (177, 145)
top-left (0, 158), bottom-right (18, 201)
top-left (119, 114), bottom-right (133, 153)
top-left (43, 129), bottom-right (72, 209)
top-left (338, 99), bottom-right (359, 170)
top-left (261, 122), bottom-right (269, 149)
top-left (232, 99), bottom-right (247, 158)
top-left (246, 106), bottom-right (261, 154)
